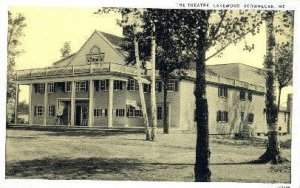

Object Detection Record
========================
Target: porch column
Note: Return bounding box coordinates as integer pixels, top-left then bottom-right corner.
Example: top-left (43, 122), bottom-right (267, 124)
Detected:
top-left (28, 84), bottom-right (33, 125)
top-left (70, 81), bottom-right (75, 126)
top-left (107, 79), bottom-right (113, 127)
top-left (88, 80), bottom-right (94, 127)
top-left (43, 82), bottom-right (48, 126)
top-left (14, 83), bottom-right (19, 125)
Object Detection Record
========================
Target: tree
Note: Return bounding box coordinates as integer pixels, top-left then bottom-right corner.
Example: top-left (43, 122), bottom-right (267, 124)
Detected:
top-left (274, 11), bottom-right (294, 111)
top-left (255, 10), bottom-right (293, 164)
top-left (7, 11), bottom-right (26, 101)
top-left (121, 9), bottom-right (192, 135)
top-left (167, 9), bottom-right (262, 182)
top-left (275, 41), bottom-right (293, 111)
top-left (60, 41), bottom-right (72, 58)
top-left (98, 8), bottom-right (263, 179)
top-left (18, 100), bottom-right (29, 114)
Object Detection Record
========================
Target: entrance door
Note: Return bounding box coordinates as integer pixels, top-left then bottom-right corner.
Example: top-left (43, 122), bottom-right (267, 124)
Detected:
top-left (75, 101), bottom-right (88, 126)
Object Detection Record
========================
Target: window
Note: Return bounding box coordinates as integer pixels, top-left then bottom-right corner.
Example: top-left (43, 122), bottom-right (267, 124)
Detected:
top-left (241, 112), bottom-right (245, 121)
top-left (86, 54), bottom-right (105, 64)
top-left (278, 126), bottom-right (282, 131)
top-left (157, 106), bottom-right (163, 120)
top-left (76, 81), bottom-right (87, 92)
top-left (217, 111), bottom-right (228, 122)
top-left (128, 79), bottom-right (139, 91)
top-left (248, 92), bottom-right (253, 101)
top-left (35, 84), bottom-right (45, 94)
top-left (127, 105), bottom-right (143, 117)
top-left (99, 80), bottom-right (108, 91)
top-left (65, 82), bottom-right (71, 92)
top-left (247, 113), bottom-right (254, 124)
top-left (114, 80), bottom-right (123, 90)
top-left (48, 105), bottom-right (55, 117)
top-left (94, 109), bottom-right (108, 117)
top-left (143, 84), bottom-right (150, 93)
top-left (167, 80), bottom-right (179, 92)
top-left (240, 90), bottom-right (246, 101)
top-left (34, 106), bottom-right (44, 116)
top-left (116, 109), bottom-right (125, 117)
top-left (48, 83), bottom-right (55, 93)
top-left (218, 86), bottom-right (228, 98)
top-left (156, 81), bottom-right (162, 92)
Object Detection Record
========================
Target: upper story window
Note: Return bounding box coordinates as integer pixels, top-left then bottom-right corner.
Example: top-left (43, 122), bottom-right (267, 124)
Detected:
top-left (156, 81), bottom-right (162, 92)
top-left (114, 80), bottom-right (123, 91)
top-left (65, 82), bottom-right (71, 92)
top-left (48, 83), bottom-right (55, 93)
top-left (218, 86), bottom-right (228, 98)
top-left (76, 81), bottom-right (87, 92)
top-left (143, 84), bottom-right (150, 93)
top-left (240, 90), bottom-right (246, 101)
top-left (86, 45), bottom-right (105, 64)
top-left (167, 80), bottom-right (179, 92)
top-left (35, 84), bottom-right (45, 94)
top-left (99, 80), bottom-right (108, 91)
top-left (127, 79), bottom-right (139, 91)
top-left (248, 92), bottom-right (253, 101)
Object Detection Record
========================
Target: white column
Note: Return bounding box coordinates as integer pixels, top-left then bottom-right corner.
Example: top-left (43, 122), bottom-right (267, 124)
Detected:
top-left (107, 79), bottom-right (113, 127)
top-left (14, 83), bottom-right (19, 125)
top-left (88, 80), bottom-right (94, 127)
top-left (70, 81), bottom-right (75, 126)
top-left (43, 82), bottom-right (48, 126)
top-left (28, 84), bottom-right (33, 125)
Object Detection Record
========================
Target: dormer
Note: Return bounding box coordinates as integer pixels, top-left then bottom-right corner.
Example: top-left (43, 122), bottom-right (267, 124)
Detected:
top-left (86, 45), bottom-right (105, 64)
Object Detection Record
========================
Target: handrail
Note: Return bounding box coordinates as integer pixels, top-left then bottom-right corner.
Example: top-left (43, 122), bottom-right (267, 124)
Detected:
top-left (16, 63), bottom-right (265, 93)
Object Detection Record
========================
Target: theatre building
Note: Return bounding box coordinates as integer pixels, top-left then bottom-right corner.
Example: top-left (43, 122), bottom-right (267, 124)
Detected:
top-left (14, 30), bottom-right (291, 136)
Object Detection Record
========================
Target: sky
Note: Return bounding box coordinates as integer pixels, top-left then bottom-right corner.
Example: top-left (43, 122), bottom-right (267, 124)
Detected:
top-left (9, 6), bottom-right (292, 106)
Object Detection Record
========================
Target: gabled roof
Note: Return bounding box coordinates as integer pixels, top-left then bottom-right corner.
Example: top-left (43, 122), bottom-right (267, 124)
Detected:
top-left (52, 30), bottom-right (126, 67)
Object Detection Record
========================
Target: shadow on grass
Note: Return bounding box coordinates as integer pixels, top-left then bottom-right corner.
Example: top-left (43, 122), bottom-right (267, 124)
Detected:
top-left (8, 126), bottom-right (143, 137)
top-left (44, 130), bottom-right (138, 137)
top-left (6, 157), bottom-right (144, 179)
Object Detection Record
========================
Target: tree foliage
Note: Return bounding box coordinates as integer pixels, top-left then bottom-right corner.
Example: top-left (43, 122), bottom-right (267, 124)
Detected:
top-left (60, 41), bottom-right (72, 58)
top-left (7, 11), bottom-right (26, 101)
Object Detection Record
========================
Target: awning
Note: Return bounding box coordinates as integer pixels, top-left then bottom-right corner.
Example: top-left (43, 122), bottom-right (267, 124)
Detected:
top-left (126, 100), bottom-right (141, 110)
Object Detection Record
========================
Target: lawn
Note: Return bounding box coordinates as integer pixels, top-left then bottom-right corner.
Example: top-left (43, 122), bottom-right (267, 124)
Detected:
top-left (5, 128), bottom-right (291, 183)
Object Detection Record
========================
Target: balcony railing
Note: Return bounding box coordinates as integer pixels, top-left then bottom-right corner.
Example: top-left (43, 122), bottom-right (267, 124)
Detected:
top-left (17, 62), bottom-right (265, 93)
top-left (17, 62), bottom-right (139, 80)
top-left (186, 70), bottom-right (265, 93)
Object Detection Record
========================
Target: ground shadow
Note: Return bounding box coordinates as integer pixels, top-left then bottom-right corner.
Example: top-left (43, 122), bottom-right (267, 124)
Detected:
top-left (7, 126), bottom-right (143, 137)
top-left (6, 157), bottom-right (144, 179)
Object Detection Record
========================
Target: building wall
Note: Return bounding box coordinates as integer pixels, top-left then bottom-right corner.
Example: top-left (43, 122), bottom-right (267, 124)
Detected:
top-left (176, 79), bottom-right (267, 136)
top-left (277, 111), bottom-right (289, 134)
top-left (29, 78), bottom-right (288, 136)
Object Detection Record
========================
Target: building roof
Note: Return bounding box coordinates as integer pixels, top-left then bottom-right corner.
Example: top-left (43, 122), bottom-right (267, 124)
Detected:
top-left (97, 31), bottom-right (124, 47)
top-left (207, 63), bottom-right (266, 87)
top-left (52, 30), bottom-right (126, 67)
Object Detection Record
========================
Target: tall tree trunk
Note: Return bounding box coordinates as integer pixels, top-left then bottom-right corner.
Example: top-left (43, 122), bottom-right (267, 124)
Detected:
top-left (277, 86), bottom-right (283, 113)
top-left (257, 11), bottom-right (285, 164)
top-left (133, 35), bottom-right (151, 141)
top-left (194, 11), bottom-right (211, 182)
top-left (162, 75), bottom-right (169, 134)
top-left (150, 23), bottom-right (157, 141)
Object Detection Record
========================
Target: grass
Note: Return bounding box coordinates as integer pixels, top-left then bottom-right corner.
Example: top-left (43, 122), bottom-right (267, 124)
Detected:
top-left (6, 128), bottom-right (291, 182)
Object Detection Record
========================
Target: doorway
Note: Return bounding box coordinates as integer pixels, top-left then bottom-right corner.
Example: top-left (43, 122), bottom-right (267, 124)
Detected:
top-left (75, 101), bottom-right (88, 126)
